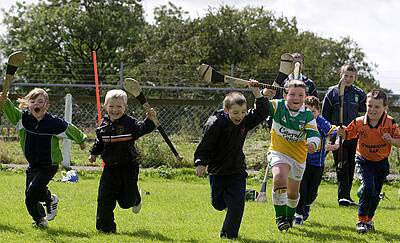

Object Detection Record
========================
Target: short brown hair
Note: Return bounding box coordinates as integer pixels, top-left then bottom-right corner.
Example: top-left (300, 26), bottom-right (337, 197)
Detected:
top-left (17, 88), bottom-right (49, 109)
top-left (367, 89), bottom-right (387, 106)
top-left (223, 92), bottom-right (247, 109)
top-left (340, 63), bottom-right (357, 74)
top-left (305, 96), bottom-right (320, 110)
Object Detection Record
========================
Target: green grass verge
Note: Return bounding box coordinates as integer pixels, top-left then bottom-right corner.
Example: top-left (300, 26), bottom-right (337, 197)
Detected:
top-left (0, 170), bottom-right (399, 242)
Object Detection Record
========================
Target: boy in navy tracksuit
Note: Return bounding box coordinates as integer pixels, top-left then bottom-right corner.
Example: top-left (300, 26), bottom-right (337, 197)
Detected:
top-left (194, 80), bottom-right (268, 239)
top-left (89, 89), bottom-right (156, 233)
top-left (294, 96), bottom-right (338, 225)
top-left (0, 88), bottom-right (87, 228)
top-left (322, 63), bottom-right (366, 206)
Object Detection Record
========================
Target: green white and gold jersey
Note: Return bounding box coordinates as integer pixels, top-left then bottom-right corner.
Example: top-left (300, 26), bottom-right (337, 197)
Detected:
top-left (268, 99), bottom-right (320, 164)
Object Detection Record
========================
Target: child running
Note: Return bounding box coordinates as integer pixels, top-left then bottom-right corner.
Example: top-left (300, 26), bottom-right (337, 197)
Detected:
top-left (0, 89), bottom-right (87, 228)
top-left (88, 89), bottom-right (157, 233)
top-left (294, 96), bottom-right (338, 225)
top-left (194, 80), bottom-right (268, 239)
top-left (262, 80), bottom-right (320, 231)
top-left (337, 89), bottom-right (400, 233)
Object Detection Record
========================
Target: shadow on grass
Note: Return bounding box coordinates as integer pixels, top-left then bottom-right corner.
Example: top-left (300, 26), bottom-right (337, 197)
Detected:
top-left (0, 223), bottom-right (24, 234)
top-left (45, 228), bottom-right (91, 238)
top-left (120, 229), bottom-right (173, 242)
top-left (237, 237), bottom-right (276, 243)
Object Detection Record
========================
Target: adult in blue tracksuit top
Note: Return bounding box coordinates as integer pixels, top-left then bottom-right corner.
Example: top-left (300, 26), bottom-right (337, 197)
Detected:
top-left (321, 63), bottom-right (366, 205)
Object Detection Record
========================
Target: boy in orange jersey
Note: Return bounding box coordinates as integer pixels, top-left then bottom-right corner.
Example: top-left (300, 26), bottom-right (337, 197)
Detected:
top-left (337, 89), bottom-right (400, 233)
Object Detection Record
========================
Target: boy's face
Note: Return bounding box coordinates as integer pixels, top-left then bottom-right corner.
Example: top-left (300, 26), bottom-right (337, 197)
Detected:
top-left (341, 70), bottom-right (356, 86)
top-left (104, 98), bottom-right (126, 122)
top-left (225, 104), bottom-right (247, 125)
top-left (366, 97), bottom-right (386, 121)
top-left (28, 94), bottom-right (48, 120)
top-left (306, 105), bottom-right (319, 119)
top-left (285, 87), bottom-right (306, 111)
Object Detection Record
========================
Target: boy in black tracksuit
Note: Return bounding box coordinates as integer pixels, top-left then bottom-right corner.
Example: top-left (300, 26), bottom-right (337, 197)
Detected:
top-left (89, 89), bottom-right (156, 233)
top-left (194, 80), bottom-right (268, 239)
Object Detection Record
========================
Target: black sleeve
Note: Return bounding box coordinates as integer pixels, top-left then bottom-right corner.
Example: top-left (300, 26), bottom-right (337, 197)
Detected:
top-left (194, 115), bottom-right (221, 166)
top-left (90, 129), bottom-right (104, 155)
top-left (131, 117), bottom-right (156, 139)
top-left (245, 97), bottom-right (269, 130)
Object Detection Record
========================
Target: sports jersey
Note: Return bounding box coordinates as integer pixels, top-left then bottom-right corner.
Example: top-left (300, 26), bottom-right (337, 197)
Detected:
top-left (268, 99), bottom-right (320, 164)
top-left (345, 113), bottom-right (400, 162)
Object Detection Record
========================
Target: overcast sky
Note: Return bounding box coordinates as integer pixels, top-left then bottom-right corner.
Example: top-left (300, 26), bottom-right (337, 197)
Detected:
top-left (1, 0), bottom-right (399, 92)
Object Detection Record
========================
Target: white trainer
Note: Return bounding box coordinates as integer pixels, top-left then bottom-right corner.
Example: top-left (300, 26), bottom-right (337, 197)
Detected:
top-left (46, 194), bottom-right (59, 221)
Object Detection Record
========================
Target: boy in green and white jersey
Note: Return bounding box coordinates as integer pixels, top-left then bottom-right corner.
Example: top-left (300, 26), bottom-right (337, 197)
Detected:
top-left (261, 80), bottom-right (320, 231)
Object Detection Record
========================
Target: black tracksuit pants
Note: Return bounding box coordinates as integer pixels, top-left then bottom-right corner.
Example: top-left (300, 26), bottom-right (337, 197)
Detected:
top-left (209, 172), bottom-right (247, 238)
top-left (96, 163), bottom-right (140, 233)
top-left (296, 164), bottom-right (324, 218)
top-left (333, 139), bottom-right (357, 201)
top-left (25, 165), bottom-right (58, 222)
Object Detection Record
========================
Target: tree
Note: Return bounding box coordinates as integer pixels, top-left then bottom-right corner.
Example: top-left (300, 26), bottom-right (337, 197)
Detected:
top-left (0, 0), bottom-right (145, 92)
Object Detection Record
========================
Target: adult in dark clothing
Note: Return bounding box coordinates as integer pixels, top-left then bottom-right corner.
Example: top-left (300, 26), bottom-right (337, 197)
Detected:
top-left (194, 80), bottom-right (269, 239)
top-left (89, 89), bottom-right (156, 233)
top-left (321, 63), bottom-right (366, 206)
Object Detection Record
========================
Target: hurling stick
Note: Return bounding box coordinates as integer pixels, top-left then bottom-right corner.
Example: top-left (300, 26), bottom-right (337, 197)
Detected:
top-left (124, 78), bottom-right (183, 161)
top-left (2, 51), bottom-right (26, 95)
top-left (337, 76), bottom-right (346, 168)
top-left (198, 64), bottom-right (285, 92)
top-left (256, 164), bottom-right (270, 202)
top-left (293, 62), bottom-right (301, 80)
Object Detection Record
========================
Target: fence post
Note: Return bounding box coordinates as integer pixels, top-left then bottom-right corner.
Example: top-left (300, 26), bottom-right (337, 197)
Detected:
top-left (62, 93), bottom-right (73, 169)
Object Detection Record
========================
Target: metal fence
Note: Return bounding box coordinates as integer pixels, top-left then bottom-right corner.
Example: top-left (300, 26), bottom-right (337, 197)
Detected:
top-left (1, 85), bottom-right (400, 140)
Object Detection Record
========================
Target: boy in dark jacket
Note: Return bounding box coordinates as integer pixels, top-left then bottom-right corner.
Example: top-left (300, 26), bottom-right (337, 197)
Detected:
top-left (322, 63), bottom-right (366, 206)
top-left (0, 89), bottom-right (86, 228)
top-left (89, 89), bottom-right (156, 233)
top-left (294, 96), bottom-right (338, 225)
top-left (194, 80), bottom-right (268, 239)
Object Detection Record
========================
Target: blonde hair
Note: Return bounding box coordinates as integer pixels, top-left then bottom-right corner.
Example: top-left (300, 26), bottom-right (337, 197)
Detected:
top-left (283, 80), bottom-right (306, 94)
top-left (17, 88), bottom-right (49, 109)
top-left (223, 92), bottom-right (247, 109)
top-left (104, 89), bottom-right (128, 105)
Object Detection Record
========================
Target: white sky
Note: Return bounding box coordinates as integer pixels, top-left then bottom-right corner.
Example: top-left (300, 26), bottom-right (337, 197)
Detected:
top-left (1, 0), bottom-right (400, 92)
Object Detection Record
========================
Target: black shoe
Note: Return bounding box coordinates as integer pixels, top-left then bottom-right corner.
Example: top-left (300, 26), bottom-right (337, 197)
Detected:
top-left (348, 198), bottom-right (358, 206)
top-left (276, 217), bottom-right (290, 232)
top-left (338, 198), bottom-right (351, 206)
top-left (356, 221), bottom-right (367, 233)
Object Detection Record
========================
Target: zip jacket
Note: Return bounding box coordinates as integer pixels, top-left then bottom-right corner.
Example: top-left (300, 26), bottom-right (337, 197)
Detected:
top-left (2, 98), bottom-right (86, 168)
top-left (194, 97), bottom-right (269, 175)
top-left (90, 114), bottom-right (155, 166)
top-left (321, 84), bottom-right (366, 126)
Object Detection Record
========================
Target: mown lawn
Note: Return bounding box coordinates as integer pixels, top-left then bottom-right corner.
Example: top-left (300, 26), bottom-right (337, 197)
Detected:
top-left (0, 170), bottom-right (399, 242)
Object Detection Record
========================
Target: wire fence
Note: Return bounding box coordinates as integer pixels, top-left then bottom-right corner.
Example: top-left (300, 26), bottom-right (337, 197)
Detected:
top-left (1, 85), bottom-right (400, 140)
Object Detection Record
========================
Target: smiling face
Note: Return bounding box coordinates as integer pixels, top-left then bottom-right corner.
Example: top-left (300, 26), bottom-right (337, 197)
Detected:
top-left (104, 97), bottom-right (126, 122)
top-left (366, 97), bottom-right (386, 122)
top-left (285, 86), bottom-right (306, 111)
top-left (225, 103), bottom-right (247, 125)
top-left (28, 94), bottom-right (48, 120)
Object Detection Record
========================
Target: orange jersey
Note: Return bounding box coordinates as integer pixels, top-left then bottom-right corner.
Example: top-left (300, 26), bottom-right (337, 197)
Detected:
top-left (345, 114), bottom-right (400, 161)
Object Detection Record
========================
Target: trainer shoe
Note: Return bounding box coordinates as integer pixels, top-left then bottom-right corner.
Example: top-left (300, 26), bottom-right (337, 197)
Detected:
top-left (220, 231), bottom-right (237, 239)
top-left (356, 221), bottom-right (367, 233)
top-left (132, 190), bottom-right (142, 214)
top-left (34, 217), bottom-right (48, 228)
top-left (294, 214), bottom-right (304, 225)
top-left (276, 216), bottom-right (290, 231)
top-left (365, 221), bottom-right (375, 232)
top-left (46, 194), bottom-right (59, 221)
top-left (348, 198), bottom-right (358, 206)
top-left (338, 198), bottom-right (351, 206)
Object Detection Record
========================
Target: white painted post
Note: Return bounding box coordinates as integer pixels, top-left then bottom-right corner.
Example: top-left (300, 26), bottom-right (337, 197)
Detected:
top-left (62, 94), bottom-right (72, 169)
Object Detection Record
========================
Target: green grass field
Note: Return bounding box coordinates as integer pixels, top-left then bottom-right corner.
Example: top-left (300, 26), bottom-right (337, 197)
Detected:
top-left (0, 169), bottom-right (399, 242)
